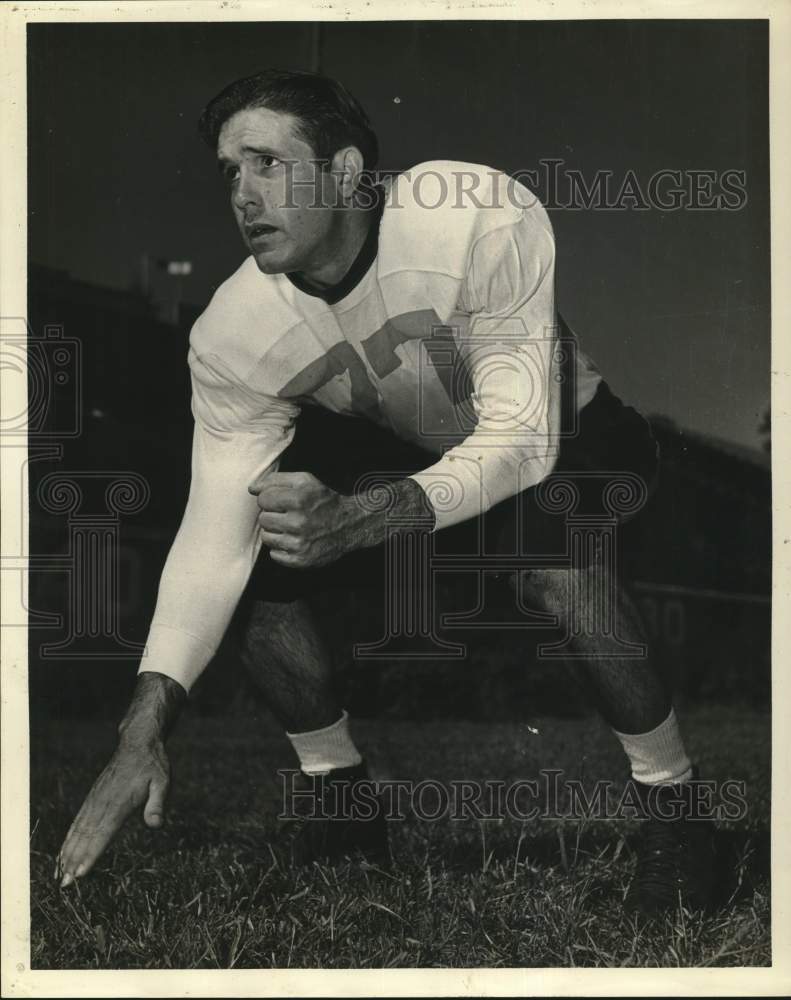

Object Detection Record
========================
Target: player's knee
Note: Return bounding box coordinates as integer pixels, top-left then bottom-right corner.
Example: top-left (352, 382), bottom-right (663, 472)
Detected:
top-left (508, 564), bottom-right (624, 628)
top-left (507, 567), bottom-right (572, 615)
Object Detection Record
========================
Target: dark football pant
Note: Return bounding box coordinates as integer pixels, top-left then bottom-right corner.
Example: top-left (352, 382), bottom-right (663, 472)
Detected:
top-left (244, 380), bottom-right (660, 604)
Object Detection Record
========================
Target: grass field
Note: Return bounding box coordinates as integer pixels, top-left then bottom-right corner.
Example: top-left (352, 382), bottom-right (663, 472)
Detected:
top-left (30, 704), bottom-right (771, 969)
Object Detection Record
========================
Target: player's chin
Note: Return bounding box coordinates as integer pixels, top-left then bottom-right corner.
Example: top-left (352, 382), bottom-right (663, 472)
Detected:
top-left (250, 245), bottom-right (293, 275)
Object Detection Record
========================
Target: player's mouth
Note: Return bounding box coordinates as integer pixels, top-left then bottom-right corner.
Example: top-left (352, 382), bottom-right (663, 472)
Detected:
top-left (246, 223), bottom-right (279, 245)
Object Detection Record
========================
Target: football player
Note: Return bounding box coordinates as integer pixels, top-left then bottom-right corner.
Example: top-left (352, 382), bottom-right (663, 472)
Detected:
top-left (56, 70), bottom-right (714, 916)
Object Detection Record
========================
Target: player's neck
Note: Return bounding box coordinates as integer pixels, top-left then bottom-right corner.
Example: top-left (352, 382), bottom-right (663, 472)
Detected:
top-left (292, 202), bottom-right (377, 294)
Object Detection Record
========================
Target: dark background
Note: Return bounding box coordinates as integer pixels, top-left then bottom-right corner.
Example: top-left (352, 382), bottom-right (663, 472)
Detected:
top-left (25, 20), bottom-right (771, 720)
top-left (28, 19), bottom-right (769, 447)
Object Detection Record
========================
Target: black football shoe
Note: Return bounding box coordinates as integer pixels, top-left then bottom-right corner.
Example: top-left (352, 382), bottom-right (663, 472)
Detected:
top-left (623, 773), bottom-right (717, 918)
top-left (278, 761), bottom-right (391, 868)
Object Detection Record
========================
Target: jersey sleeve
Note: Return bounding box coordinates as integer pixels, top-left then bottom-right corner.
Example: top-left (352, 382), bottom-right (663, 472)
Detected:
top-left (138, 346), bottom-right (299, 693)
top-left (409, 194), bottom-right (561, 530)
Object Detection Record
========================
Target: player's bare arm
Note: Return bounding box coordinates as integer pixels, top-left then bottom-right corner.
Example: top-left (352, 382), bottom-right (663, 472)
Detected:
top-left (249, 471), bottom-right (435, 568)
top-left (56, 672), bottom-right (185, 886)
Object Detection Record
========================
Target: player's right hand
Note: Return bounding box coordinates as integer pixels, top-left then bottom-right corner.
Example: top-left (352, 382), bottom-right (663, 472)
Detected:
top-left (55, 736), bottom-right (171, 887)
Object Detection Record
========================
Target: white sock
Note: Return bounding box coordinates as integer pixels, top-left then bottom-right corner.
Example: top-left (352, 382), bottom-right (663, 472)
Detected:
top-left (286, 710), bottom-right (363, 775)
top-left (612, 708), bottom-right (693, 785)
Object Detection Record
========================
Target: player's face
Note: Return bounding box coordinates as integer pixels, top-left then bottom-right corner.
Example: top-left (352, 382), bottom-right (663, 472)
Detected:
top-left (217, 106), bottom-right (341, 275)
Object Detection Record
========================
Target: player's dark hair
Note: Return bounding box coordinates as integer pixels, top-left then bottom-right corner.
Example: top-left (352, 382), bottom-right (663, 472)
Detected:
top-left (198, 69), bottom-right (379, 170)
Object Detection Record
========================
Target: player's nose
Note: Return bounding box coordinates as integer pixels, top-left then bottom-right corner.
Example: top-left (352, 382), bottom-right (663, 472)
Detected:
top-left (233, 169), bottom-right (263, 211)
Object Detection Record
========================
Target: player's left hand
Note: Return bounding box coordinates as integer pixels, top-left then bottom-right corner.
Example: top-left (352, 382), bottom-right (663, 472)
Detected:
top-left (248, 471), bottom-right (360, 568)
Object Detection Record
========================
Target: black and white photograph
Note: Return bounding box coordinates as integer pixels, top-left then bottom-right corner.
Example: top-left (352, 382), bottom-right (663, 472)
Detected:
top-left (2, 1), bottom-right (789, 993)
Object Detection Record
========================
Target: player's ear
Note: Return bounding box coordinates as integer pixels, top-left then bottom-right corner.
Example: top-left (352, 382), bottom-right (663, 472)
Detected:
top-left (331, 146), bottom-right (365, 204)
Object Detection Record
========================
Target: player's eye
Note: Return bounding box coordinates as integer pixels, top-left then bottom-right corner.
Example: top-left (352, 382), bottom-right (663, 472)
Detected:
top-left (221, 164), bottom-right (240, 184)
top-left (256, 154), bottom-right (280, 171)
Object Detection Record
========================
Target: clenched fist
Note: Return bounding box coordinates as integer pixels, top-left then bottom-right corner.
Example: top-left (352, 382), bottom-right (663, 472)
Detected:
top-left (248, 471), bottom-right (361, 568)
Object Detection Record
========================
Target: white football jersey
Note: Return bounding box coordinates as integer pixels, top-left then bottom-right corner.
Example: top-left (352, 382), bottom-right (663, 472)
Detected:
top-left (140, 161), bottom-right (602, 691)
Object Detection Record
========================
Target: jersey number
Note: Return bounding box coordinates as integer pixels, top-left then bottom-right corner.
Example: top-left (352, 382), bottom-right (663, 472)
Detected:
top-left (278, 314), bottom-right (472, 415)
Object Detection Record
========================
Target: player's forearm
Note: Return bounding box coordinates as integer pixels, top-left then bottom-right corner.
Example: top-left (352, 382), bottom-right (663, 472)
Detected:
top-left (118, 671), bottom-right (187, 747)
top-left (409, 435), bottom-right (559, 532)
top-left (138, 497), bottom-right (264, 692)
top-left (409, 318), bottom-right (561, 531)
top-left (344, 478), bottom-right (436, 548)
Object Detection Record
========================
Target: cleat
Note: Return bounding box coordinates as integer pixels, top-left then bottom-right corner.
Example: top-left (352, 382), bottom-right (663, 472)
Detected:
top-left (624, 775), bottom-right (716, 918)
top-left (280, 761), bottom-right (391, 868)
